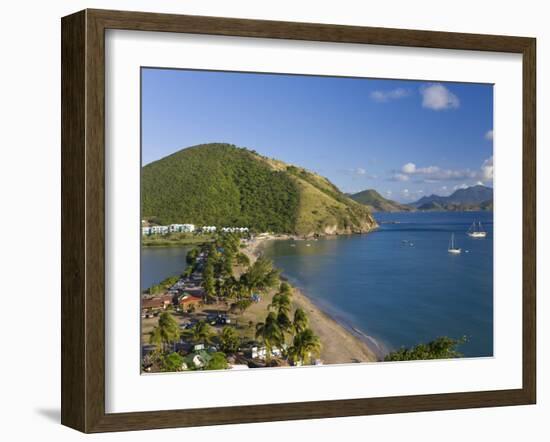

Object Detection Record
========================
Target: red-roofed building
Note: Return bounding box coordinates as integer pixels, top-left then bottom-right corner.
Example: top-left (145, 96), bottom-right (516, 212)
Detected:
top-left (142, 294), bottom-right (173, 312)
top-left (179, 294), bottom-right (202, 308)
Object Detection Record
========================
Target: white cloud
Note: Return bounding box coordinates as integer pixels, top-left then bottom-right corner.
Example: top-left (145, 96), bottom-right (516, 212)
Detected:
top-left (398, 162), bottom-right (475, 182)
top-left (420, 84), bottom-right (460, 110)
top-left (401, 162), bottom-right (416, 174)
top-left (485, 130), bottom-right (494, 141)
top-left (476, 180), bottom-right (484, 186)
top-left (370, 88), bottom-right (411, 103)
top-left (481, 156), bottom-right (493, 181)
top-left (389, 173), bottom-right (410, 182)
top-left (453, 183), bottom-right (469, 190)
top-left (395, 156), bottom-right (494, 185)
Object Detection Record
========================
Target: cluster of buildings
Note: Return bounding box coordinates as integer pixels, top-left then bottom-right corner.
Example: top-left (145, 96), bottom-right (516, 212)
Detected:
top-left (141, 221), bottom-right (250, 236)
top-left (141, 223), bottom-right (195, 236)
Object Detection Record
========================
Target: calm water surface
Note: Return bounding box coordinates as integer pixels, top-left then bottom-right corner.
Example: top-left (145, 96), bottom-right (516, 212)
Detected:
top-left (141, 246), bottom-right (191, 291)
top-left (140, 212), bottom-right (493, 357)
top-left (262, 212), bottom-right (493, 358)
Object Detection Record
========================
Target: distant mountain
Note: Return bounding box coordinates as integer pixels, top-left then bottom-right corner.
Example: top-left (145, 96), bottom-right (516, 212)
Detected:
top-left (141, 143), bottom-right (377, 237)
top-left (411, 185), bottom-right (493, 211)
top-left (349, 189), bottom-right (414, 212)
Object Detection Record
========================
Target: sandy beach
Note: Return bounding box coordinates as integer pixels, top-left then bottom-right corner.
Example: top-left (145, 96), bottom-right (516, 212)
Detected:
top-left (242, 235), bottom-right (379, 364)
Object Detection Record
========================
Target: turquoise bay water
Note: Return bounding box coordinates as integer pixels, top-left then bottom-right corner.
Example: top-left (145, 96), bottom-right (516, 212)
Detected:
top-left (262, 212), bottom-right (493, 358)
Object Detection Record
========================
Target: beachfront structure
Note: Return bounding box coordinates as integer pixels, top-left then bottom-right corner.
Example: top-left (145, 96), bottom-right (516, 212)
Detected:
top-left (221, 226), bottom-right (249, 233)
top-left (169, 223), bottom-right (195, 233)
top-left (251, 346), bottom-right (283, 360)
top-left (178, 294), bottom-right (202, 308)
top-left (182, 351), bottom-right (212, 369)
top-left (141, 294), bottom-right (173, 313)
top-left (142, 223), bottom-right (249, 236)
top-left (150, 225), bottom-right (169, 235)
top-left (142, 223), bottom-right (195, 236)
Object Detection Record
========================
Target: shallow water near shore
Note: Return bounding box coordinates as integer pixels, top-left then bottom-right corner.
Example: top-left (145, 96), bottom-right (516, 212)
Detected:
top-left (141, 246), bottom-right (192, 291)
top-left (261, 211), bottom-right (493, 358)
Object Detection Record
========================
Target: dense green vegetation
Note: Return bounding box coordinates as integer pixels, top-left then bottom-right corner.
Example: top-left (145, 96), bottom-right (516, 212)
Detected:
top-left (145, 275), bottom-right (181, 295)
top-left (384, 336), bottom-right (466, 361)
top-left (142, 143), bottom-right (299, 233)
top-left (144, 232), bottom-right (323, 372)
top-left (142, 143), bottom-right (376, 236)
top-left (142, 232), bottom-right (214, 247)
top-left (349, 189), bottom-right (414, 212)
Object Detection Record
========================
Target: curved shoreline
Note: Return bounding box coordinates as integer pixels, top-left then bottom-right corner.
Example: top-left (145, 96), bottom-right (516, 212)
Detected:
top-left (245, 235), bottom-right (380, 364)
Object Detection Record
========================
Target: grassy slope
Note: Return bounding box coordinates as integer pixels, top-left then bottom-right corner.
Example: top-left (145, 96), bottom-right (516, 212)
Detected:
top-left (142, 143), bottom-right (377, 236)
top-left (349, 189), bottom-right (413, 212)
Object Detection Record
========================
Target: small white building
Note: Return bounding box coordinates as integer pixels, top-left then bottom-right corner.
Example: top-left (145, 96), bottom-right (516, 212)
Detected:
top-left (221, 227), bottom-right (250, 233)
top-left (202, 226), bottom-right (217, 233)
top-left (251, 346), bottom-right (282, 360)
top-left (142, 226), bottom-right (152, 236)
top-left (169, 223), bottom-right (196, 233)
top-left (182, 224), bottom-right (195, 232)
top-left (150, 225), bottom-right (169, 235)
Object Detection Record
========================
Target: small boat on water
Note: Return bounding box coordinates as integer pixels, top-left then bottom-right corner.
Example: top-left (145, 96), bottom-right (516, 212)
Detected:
top-left (448, 233), bottom-right (462, 254)
top-left (467, 221), bottom-right (487, 238)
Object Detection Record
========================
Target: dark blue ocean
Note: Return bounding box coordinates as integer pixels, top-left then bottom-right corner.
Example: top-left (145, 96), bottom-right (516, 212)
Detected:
top-left (262, 211), bottom-right (493, 358)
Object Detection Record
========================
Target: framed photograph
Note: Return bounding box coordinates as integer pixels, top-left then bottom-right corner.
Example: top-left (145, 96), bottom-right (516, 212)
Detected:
top-left (61, 9), bottom-right (536, 433)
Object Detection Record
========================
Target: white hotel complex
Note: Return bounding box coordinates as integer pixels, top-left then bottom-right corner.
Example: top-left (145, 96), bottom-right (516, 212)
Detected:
top-left (141, 222), bottom-right (249, 236)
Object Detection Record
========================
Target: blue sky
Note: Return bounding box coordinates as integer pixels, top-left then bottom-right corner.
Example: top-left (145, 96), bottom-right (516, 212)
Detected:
top-left (142, 68), bottom-right (493, 203)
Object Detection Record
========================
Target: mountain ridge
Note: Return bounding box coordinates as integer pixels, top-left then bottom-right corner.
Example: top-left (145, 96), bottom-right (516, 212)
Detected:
top-left (141, 143), bottom-right (377, 237)
top-left (411, 184), bottom-right (493, 211)
top-left (348, 189), bottom-right (414, 212)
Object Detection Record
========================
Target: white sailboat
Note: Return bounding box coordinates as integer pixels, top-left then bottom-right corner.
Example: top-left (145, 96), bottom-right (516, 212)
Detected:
top-left (467, 221), bottom-right (487, 238)
top-left (448, 233), bottom-right (462, 254)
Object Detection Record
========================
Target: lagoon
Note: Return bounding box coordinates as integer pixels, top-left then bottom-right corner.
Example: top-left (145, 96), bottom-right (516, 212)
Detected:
top-left (141, 246), bottom-right (191, 291)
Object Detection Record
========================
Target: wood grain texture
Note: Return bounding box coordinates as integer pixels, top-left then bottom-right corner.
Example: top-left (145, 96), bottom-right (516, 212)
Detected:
top-left (61, 10), bottom-right (86, 431)
top-left (61, 9), bottom-right (537, 433)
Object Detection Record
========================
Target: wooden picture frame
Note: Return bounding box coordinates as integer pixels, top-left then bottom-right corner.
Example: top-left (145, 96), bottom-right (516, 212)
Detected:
top-left (61, 9), bottom-right (536, 433)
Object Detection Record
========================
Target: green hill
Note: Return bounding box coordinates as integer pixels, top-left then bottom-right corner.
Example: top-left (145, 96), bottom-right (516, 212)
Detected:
top-left (142, 143), bottom-right (377, 236)
top-left (349, 189), bottom-right (414, 212)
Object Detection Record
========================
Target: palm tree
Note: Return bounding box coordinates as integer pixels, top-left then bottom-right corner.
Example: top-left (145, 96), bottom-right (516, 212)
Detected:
top-left (149, 312), bottom-right (180, 353)
top-left (255, 312), bottom-right (284, 365)
top-left (240, 257), bottom-right (280, 296)
top-left (276, 310), bottom-right (293, 335)
top-left (235, 252), bottom-right (251, 268)
top-left (269, 284), bottom-right (294, 337)
top-left (292, 308), bottom-right (309, 335)
top-left (148, 326), bottom-right (163, 353)
top-left (269, 291), bottom-right (291, 316)
top-left (288, 328), bottom-right (321, 366)
top-left (219, 326), bottom-right (241, 353)
top-left (182, 320), bottom-right (214, 346)
top-left (279, 282), bottom-right (292, 295)
top-left (219, 276), bottom-right (239, 300)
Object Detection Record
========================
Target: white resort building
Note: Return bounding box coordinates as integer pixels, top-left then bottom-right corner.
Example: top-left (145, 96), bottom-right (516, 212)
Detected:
top-left (142, 222), bottom-right (249, 236)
